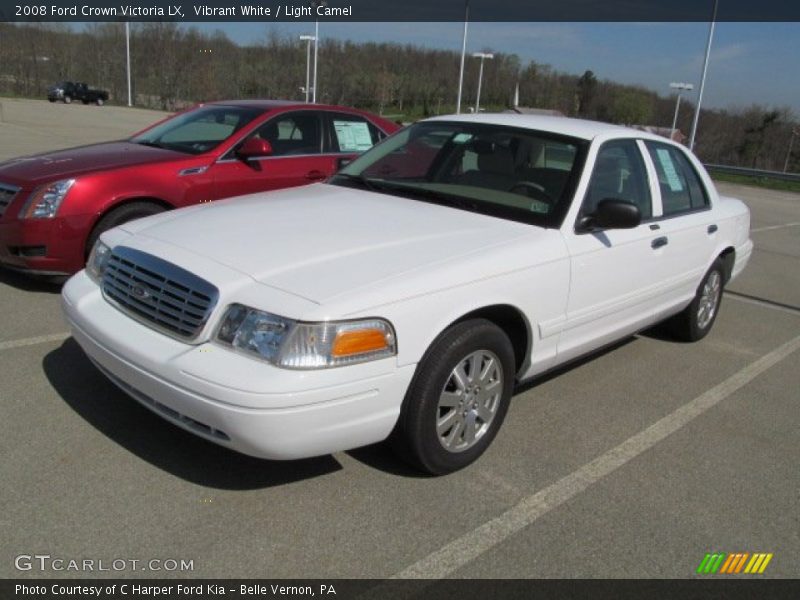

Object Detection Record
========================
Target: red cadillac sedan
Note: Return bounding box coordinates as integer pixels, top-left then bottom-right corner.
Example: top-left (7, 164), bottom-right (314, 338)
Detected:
top-left (0, 100), bottom-right (399, 276)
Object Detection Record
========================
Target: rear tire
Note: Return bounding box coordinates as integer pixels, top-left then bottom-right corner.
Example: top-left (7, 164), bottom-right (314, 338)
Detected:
top-left (391, 319), bottom-right (515, 475)
top-left (667, 259), bottom-right (725, 342)
top-left (96, 98), bottom-right (105, 106)
top-left (63, 95), bottom-right (72, 104)
top-left (86, 202), bottom-right (166, 258)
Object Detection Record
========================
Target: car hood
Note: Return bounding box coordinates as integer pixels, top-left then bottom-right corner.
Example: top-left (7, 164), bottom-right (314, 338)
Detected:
top-left (0, 141), bottom-right (185, 186)
top-left (119, 183), bottom-right (539, 306)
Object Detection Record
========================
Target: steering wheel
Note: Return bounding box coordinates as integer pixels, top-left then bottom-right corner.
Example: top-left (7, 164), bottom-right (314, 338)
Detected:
top-left (509, 181), bottom-right (554, 205)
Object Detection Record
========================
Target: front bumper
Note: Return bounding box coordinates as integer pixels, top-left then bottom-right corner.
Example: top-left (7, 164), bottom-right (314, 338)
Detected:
top-left (62, 271), bottom-right (415, 460)
top-left (0, 214), bottom-right (90, 275)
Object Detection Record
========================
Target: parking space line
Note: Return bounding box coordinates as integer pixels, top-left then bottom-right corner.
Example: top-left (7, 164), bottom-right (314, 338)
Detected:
top-left (725, 292), bottom-right (800, 316)
top-left (0, 332), bottom-right (70, 352)
top-left (751, 222), bottom-right (800, 233)
top-left (390, 333), bottom-right (800, 580)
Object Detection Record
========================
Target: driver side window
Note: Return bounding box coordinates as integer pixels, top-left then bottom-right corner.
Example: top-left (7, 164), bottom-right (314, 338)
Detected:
top-left (581, 140), bottom-right (651, 220)
top-left (251, 112), bottom-right (323, 156)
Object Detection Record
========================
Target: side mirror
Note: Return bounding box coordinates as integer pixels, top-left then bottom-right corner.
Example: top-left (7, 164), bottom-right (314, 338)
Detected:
top-left (237, 137), bottom-right (272, 160)
top-left (579, 199), bottom-right (641, 231)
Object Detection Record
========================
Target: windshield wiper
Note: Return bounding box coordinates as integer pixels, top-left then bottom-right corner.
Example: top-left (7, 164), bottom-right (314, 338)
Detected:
top-left (371, 181), bottom-right (481, 212)
top-left (331, 173), bottom-right (382, 192)
top-left (133, 140), bottom-right (161, 148)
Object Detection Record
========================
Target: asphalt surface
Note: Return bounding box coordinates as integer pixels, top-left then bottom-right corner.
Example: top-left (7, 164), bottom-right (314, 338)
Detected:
top-left (1, 99), bottom-right (798, 580)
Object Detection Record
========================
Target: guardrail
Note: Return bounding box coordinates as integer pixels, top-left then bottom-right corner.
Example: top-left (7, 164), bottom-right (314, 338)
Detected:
top-left (704, 163), bottom-right (800, 183)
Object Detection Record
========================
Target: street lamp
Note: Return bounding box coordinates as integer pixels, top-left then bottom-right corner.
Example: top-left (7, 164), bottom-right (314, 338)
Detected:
top-left (125, 22), bottom-right (132, 106)
top-left (669, 82), bottom-right (694, 141)
top-left (310, 1), bottom-right (327, 104)
top-left (299, 34), bottom-right (315, 103)
top-left (456, 1), bottom-right (470, 114)
top-left (689, 0), bottom-right (719, 151)
top-left (472, 52), bottom-right (493, 113)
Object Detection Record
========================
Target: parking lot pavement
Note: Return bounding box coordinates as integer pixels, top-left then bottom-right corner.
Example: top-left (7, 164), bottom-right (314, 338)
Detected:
top-left (0, 103), bottom-right (798, 579)
top-left (0, 97), bottom-right (169, 161)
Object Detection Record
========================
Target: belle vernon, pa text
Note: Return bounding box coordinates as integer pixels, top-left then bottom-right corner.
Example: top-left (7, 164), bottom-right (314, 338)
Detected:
top-left (16, 583), bottom-right (338, 596)
top-left (39, 4), bottom-right (353, 17)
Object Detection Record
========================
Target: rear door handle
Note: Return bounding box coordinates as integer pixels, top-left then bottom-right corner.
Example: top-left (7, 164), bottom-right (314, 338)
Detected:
top-left (707, 224), bottom-right (718, 234)
top-left (651, 236), bottom-right (669, 249)
top-left (306, 170), bottom-right (327, 181)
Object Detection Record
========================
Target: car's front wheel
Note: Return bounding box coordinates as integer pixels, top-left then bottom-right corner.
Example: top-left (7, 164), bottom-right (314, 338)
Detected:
top-left (86, 201), bottom-right (166, 258)
top-left (668, 259), bottom-right (725, 342)
top-left (392, 319), bottom-right (515, 475)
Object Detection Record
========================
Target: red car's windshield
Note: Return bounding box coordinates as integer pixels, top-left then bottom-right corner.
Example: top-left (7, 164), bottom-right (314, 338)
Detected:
top-left (130, 105), bottom-right (264, 155)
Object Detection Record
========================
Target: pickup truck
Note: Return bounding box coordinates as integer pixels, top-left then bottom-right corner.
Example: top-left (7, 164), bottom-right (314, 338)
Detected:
top-left (47, 81), bottom-right (109, 106)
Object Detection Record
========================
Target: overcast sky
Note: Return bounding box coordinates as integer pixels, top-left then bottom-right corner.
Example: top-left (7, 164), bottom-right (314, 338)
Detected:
top-left (183, 21), bottom-right (800, 115)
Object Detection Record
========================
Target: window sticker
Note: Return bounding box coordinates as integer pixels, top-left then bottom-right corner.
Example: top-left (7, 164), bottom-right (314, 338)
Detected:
top-left (333, 120), bottom-right (374, 152)
top-left (656, 148), bottom-right (684, 192)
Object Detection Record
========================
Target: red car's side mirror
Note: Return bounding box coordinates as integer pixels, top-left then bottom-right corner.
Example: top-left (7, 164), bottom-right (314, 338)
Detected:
top-left (237, 137), bottom-right (273, 160)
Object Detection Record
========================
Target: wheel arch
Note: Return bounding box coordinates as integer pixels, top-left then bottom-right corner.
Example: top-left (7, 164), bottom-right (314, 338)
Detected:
top-left (718, 246), bottom-right (736, 283)
top-left (447, 304), bottom-right (532, 378)
top-left (84, 196), bottom-right (174, 256)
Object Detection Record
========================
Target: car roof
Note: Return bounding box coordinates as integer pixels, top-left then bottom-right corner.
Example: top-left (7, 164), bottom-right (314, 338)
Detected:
top-left (425, 113), bottom-right (663, 142)
top-left (206, 99), bottom-right (370, 113)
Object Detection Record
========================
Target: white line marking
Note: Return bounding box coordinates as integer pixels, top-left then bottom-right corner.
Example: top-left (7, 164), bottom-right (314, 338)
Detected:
top-left (725, 293), bottom-right (800, 316)
top-left (751, 222), bottom-right (800, 233)
top-left (0, 332), bottom-right (70, 351)
top-left (391, 333), bottom-right (800, 579)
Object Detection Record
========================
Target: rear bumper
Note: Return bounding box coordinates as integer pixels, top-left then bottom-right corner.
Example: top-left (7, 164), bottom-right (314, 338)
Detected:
top-left (730, 238), bottom-right (754, 281)
top-left (0, 215), bottom-right (89, 275)
top-left (62, 271), bottom-right (414, 460)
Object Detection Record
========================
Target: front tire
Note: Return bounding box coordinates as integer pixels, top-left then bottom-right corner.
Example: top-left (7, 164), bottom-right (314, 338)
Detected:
top-left (391, 319), bottom-right (515, 475)
top-left (668, 259), bottom-right (725, 342)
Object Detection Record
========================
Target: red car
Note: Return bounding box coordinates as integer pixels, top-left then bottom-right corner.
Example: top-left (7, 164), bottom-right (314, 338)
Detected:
top-left (0, 100), bottom-right (399, 276)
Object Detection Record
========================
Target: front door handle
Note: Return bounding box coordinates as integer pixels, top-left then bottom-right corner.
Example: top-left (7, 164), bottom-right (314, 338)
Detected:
top-left (707, 224), bottom-right (718, 234)
top-left (651, 236), bottom-right (669, 249)
top-left (306, 170), bottom-right (327, 181)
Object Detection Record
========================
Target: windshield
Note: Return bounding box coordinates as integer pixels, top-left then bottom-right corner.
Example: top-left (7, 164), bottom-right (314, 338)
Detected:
top-left (130, 105), bottom-right (264, 155)
top-left (330, 120), bottom-right (588, 226)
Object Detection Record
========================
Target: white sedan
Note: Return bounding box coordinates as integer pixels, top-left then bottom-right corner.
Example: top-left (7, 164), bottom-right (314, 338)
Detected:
top-left (62, 114), bottom-right (753, 474)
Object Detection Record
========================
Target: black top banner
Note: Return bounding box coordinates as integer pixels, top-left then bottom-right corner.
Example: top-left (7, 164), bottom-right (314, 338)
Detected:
top-left (2, 0), bottom-right (800, 23)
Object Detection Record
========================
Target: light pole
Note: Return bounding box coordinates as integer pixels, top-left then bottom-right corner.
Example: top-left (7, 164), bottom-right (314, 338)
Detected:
top-left (689, 0), bottom-right (719, 152)
top-left (125, 22), bottom-right (132, 106)
top-left (299, 34), bottom-right (315, 103)
top-left (784, 127), bottom-right (800, 173)
top-left (456, 0), bottom-right (470, 114)
top-left (472, 52), bottom-right (493, 113)
top-left (669, 82), bottom-right (694, 141)
top-left (310, 1), bottom-right (326, 104)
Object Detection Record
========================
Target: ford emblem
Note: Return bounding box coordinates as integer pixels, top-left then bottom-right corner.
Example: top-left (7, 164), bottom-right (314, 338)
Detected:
top-left (131, 284), bottom-right (150, 300)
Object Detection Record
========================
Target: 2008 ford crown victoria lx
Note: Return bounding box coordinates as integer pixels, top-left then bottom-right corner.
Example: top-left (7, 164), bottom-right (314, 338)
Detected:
top-left (62, 114), bottom-right (753, 474)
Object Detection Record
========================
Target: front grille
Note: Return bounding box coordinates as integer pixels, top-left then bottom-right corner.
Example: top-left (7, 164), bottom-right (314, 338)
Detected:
top-left (102, 246), bottom-right (219, 340)
top-left (0, 183), bottom-right (20, 218)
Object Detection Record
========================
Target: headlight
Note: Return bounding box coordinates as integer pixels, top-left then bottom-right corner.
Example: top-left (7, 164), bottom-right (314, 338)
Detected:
top-left (20, 178), bottom-right (75, 219)
top-left (216, 304), bottom-right (396, 369)
top-left (86, 240), bottom-right (111, 283)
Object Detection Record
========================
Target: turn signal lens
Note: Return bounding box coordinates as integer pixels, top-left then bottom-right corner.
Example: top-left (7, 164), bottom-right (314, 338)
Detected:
top-left (332, 328), bottom-right (391, 357)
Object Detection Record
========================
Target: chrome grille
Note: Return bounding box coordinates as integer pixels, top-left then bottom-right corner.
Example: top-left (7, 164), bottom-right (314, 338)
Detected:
top-left (102, 246), bottom-right (219, 340)
top-left (0, 183), bottom-right (20, 218)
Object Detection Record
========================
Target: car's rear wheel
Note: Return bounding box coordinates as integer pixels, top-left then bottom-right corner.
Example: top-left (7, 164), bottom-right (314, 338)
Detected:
top-left (96, 98), bottom-right (104, 106)
top-left (63, 95), bottom-right (72, 104)
top-left (86, 202), bottom-right (166, 258)
top-left (391, 319), bottom-right (515, 475)
top-left (668, 259), bottom-right (725, 342)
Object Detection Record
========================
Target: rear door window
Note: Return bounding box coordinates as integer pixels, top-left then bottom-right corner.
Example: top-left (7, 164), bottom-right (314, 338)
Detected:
top-left (644, 141), bottom-right (709, 216)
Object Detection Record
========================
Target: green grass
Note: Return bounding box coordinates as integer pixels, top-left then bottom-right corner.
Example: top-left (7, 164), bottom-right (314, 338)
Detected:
top-left (709, 171), bottom-right (800, 194)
